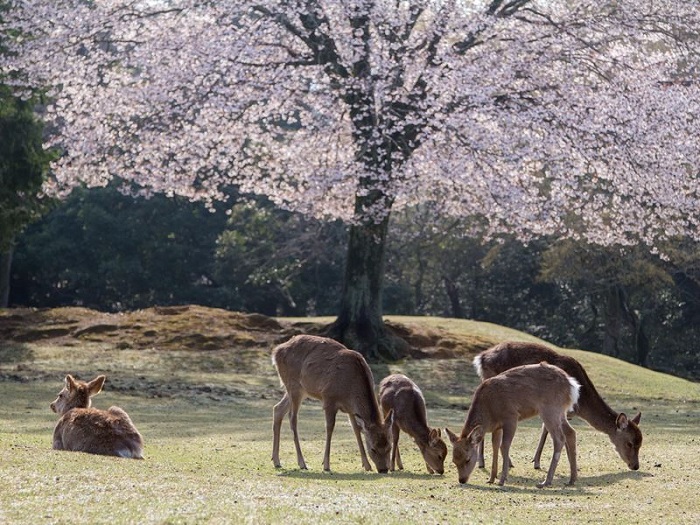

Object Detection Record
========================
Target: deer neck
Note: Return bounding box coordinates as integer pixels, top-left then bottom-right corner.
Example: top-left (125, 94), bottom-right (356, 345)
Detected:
top-left (575, 382), bottom-right (620, 435)
top-left (462, 404), bottom-right (487, 438)
top-left (407, 419), bottom-right (432, 447)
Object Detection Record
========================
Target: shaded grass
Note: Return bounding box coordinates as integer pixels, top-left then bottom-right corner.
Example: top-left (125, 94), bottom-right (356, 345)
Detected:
top-left (1, 316), bottom-right (699, 524)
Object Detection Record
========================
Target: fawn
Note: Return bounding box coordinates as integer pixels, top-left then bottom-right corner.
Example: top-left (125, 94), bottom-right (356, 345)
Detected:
top-left (446, 362), bottom-right (579, 487)
top-left (50, 374), bottom-right (144, 459)
top-left (379, 373), bottom-right (447, 474)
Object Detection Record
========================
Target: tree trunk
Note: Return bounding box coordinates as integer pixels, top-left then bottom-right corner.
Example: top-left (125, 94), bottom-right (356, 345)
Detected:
top-left (633, 315), bottom-right (651, 367)
top-left (603, 284), bottom-right (650, 365)
top-left (671, 270), bottom-right (700, 326)
top-left (602, 285), bottom-right (623, 357)
top-left (0, 242), bottom-right (14, 308)
top-left (443, 275), bottom-right (465, 319)
top-left (327, 211), bottom-right (405, 361)
top-left (619, 291), bottom-right (651, 367)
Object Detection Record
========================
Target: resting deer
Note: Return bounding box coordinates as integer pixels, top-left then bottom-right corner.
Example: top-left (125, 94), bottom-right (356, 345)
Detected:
top-left (474, 341), bottom-right (642, 471)
top-left (446, 362), bottom-right (579, 487)
top-left (379, 373), bottom-right (447, 474)
top-left (50, 374), bottom-right (144, 459)
top-left (271, 334), bottom-right (392, 473)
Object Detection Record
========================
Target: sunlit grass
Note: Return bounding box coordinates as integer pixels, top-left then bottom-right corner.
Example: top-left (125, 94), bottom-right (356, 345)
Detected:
top-left (1, 316), bottom-right (699, 524)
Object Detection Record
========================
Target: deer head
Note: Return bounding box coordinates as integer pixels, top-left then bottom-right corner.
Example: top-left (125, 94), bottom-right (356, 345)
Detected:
top-left (446, 426), bottom-right (484, 484)
top-left (50, 375), bottom-right (106, 415)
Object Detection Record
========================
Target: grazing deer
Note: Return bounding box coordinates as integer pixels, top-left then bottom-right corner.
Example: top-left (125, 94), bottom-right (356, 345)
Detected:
top-left (379, 373), bottom-right (447, 474)
top-left (50, 374), bottom-right (144, 459)
top-left (474, 341), bottom-right (642, 471)
top-left (271, 334), bottom-right (392, 473)
top-left (446, 362), bottom-right (579, 487)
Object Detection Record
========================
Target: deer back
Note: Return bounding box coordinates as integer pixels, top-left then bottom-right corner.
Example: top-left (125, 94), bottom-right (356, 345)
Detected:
top-left (474, 342), bottom-right (565, 378)
top-left (54, 406), bottom-right (144, 458)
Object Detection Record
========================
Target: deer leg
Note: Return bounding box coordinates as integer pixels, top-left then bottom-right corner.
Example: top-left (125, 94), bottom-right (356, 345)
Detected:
top-left (477, 439), bottom-right (486, 468)
top-left (488, 428), bottom-right (502, 484)
top-left (272, 393), bottom-right (290, 468)
top-left (52, 424), bottom-right (65, 451)
top-left (563, 420), bottom-right (578, 485)
top-left (538, 422), bottom-right (564, 488)
top-left (498, 423), bottom-right (517, 486)
top-left (533, 423), bottom-right (548, 470)
top-left (322, 407), bottom-right (338, 472)
top-left (349, 414), bottom-right (373, 471)
top-left (288, 395), bottom-right (307, 470)
top-left (391, 421), bottom-right (402, 471)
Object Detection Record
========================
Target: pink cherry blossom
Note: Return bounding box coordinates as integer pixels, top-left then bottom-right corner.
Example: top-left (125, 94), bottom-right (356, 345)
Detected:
top-left (2, 1), bottom-right (699, 247)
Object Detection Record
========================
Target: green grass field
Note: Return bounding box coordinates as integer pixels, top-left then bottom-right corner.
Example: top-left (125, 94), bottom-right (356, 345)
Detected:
top-left (1, 315), bottom-right (699, 524)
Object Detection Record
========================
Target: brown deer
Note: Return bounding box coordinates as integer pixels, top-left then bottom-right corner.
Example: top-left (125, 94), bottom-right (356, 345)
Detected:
top-left (446, 362), bottom-right (579, 487)
top-left (474, 341), bottom-right (642, 471)
top-left (378, 373), bottom-right (447, 474)
top-left (271, 334), bottom-right (392, 473)
top-left (50, 374), bottom-right (144, 459)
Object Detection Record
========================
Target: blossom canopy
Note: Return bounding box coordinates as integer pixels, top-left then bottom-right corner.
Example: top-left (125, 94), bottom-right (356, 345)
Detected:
top-left (2, 0), bottom-right (700, 246)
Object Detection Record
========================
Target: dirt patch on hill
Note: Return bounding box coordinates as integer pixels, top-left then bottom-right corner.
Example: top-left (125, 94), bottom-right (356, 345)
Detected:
top-left (0, 305), bottom-right (302, 353)
top-left (0, 305), bottom-right (487, 358)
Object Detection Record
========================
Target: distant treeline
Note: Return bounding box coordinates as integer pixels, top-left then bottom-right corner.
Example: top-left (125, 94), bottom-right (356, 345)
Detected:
top-left (10, 185), bottom-right (700, 380)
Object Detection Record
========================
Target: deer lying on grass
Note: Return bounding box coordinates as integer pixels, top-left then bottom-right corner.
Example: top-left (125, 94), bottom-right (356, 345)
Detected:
top-left (50, 374), bottom-right (144, 459)
top-left (446, 362), bottom-right (579, 487)
top-left (271, 334), bottom-right (392, 473)
top-left (474, 341), bottom-right (642, 471)
top-left (379, 373), bottom-right (447, 474)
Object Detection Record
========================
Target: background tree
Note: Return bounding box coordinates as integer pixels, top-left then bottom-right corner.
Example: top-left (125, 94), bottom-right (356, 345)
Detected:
top-left (539, 242), bottom-right (665, 364)
top-left (11, 185), bottom-right (231, 310)
top-left (0, 85), bottom-right (53, 306)
top-left (3, 1), bottom-right (700, 358)
top-left (215, 200), bottom-right (346, 316)
top-left (11, 188), bottom-right (700, 377)
top-left (11, 186), bottom-right (346, 315)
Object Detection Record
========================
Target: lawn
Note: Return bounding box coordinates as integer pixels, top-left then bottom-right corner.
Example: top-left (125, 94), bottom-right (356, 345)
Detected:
top-left (1, 312), bottom-right (699, 524)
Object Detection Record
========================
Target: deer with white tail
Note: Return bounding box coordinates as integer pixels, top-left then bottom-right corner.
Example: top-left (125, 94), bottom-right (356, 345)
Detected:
top-left (271, 334), bottom-right (392, 473)
top-left (50, 374), bottom-right (144, 459)
top-left (379, 373), bottom-right (447, 474)
top-left (446, 362), bottom-right (580, 488)
top-left (474, 341), bottom-right (642, 471)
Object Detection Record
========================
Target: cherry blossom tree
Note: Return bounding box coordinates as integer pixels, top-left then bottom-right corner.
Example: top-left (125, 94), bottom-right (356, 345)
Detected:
top-left (2, 1), bottom-right (700, 358)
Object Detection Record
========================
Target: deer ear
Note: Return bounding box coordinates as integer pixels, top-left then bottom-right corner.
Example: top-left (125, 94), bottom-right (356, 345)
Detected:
top-left (354, 414), bottom-right (368, 432)
top-left (616, 413), bottom-right (629, 430)
top-left (467, 425), bottom-right (485, 446)
top-left (445, 427), bottom-right (459, 445)
top-left (383, 408), bottom-right (394, 428)
top-left (65, 375), bottom-right (77, 391)
top-left (87, 375), bottom-right (106, 396)
top-left (429, 428), bottom-right (441, 445)
top-left (632, 412), bottom-right (641, 425)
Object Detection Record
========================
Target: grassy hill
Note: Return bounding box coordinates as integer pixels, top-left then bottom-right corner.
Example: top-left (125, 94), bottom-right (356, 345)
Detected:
top-left (1, 306), bottom-right (698, 524)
